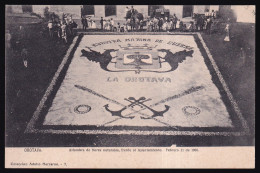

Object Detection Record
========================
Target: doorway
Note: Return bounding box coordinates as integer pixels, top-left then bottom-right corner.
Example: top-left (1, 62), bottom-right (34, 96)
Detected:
top-left (105, 5), bottom-right (116, 17)
top-left (148, 5), bottom-right (164, 17)
top-left (82, 5), bottom-right (95, 16)
top-left (183, 5), bottom-right (193, 18)
top-left (22, 5), bottom-right (33, 13)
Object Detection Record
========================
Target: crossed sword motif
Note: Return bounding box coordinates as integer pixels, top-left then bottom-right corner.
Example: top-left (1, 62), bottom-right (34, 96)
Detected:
top-left (104, 97), bottom-right (170, 119)
top-left (75, 84), bottom-right (205, 127)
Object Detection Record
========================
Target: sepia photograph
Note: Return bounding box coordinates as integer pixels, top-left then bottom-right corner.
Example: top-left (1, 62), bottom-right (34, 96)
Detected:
top-left (5, 4), bottom-right (255, 168)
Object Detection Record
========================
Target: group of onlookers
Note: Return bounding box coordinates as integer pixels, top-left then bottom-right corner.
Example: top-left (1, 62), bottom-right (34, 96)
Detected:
top-left (80, 9), bottom-right (218, 33)
top-left (92, 14), bottom-right (216, 33)
top-left (100, 17), bottom-right (117, 31)
top-left (47, 14), bottom-right (78, 43)
top-left (146, 15), bottom-right (180, 32)
top-left (79, 5), bottom-right (220, 34)
top-left (5, 13), bottom-right (78, 69)
top-left (81, 16), bottom-right (97, 31)
top-left (193, 9), bottom-right (218, 34)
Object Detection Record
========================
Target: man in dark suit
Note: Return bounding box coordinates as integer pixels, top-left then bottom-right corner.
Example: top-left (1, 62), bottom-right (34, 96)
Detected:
top-left (80, 6), bottom-right (84, 18)
top-left (81, 17), bottom-right (85, 30)
top-left (100, 17), bottom-right (104, 30)
top-left (158, 18), bottom-right (163, 32)
top-left (82, 17), bottom-right (88, 31)
top-left (173, 14), bottom-right (178, 30)
top-left (130, 6), bottom-right (135, 17)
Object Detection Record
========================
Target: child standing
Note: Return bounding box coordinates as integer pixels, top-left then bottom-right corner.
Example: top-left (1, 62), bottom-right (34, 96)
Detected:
top-left (117, 23), bottom-right (121, 32)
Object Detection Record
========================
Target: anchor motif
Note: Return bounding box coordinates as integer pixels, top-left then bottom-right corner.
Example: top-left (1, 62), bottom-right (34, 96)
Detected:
top-left (104, 97), bottom-right (170, 119)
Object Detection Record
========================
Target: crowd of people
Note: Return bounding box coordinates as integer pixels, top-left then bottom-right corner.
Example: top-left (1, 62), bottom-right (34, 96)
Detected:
top-left (47, 13), bottom-right (78, 43)
top-left (192, 9), bottom-right (217, 34)
top-left (81, 16), bottom-right (97, 31)
top-left (80, 6), bottom-right (219, 34)
top-left (5, 7), bottom-right (229, 70)
top-left (5, 12), bottom-right (79, 70)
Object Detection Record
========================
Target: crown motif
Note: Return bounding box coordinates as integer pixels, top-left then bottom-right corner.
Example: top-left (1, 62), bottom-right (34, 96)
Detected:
top-left (119, 44), bottom-right (157, 50)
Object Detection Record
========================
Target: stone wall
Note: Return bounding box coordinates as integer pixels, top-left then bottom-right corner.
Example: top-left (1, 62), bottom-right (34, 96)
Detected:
top-left (93, 5), bottom-right (149, 20)
top-left (32, 5), bottom-right (49, 17)
top-left (231, 5), bottom-right (255, 23)
top-left (6, 5), bottom-right (23, 13)
top-left (50, 5), bottom-right (81, 18)
top-left (7, 5), bottom-right (225, 20)
top-left (164, 5), bottom-right (183, 19)
top-left (30, 5), bottom-right (211, 20)
top-left (194, 5), bottom-right (207, 14)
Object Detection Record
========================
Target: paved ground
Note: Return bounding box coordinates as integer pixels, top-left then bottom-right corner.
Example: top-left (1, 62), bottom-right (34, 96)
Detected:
top-left (5, 22), bottom-right (255, 147)
top-left (201, 23), bottom-right (255, 134)
top-left (5, 26), bottom-right (75, 146)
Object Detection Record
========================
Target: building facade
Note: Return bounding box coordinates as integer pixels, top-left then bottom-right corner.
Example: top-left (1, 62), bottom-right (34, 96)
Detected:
top-left (6, 5), bottom-right (219, 19)
top-left (46, 5), bottom-right (218, 20)
top-left (6, 5), bottom-right (255, 23)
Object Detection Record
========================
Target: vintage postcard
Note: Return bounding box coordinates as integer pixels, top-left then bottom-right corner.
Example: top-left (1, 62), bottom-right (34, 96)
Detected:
top-left (5, 5), bottom-right (255, 168)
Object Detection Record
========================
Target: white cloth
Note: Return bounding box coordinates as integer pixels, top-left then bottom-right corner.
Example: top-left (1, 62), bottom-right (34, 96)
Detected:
top-left (224, 36), bottom-right (230, 42)
top-left (162, 22), bottom-right (168, 31)
top-left (127, 25), bottom-right (131, 30)
top-left (6, 33), bottom-right (11, 41)
top-left (48, 23), bottom-right (53, 29)
top-left (23, 60), bottom-right (28, 68)
top-left (224, 24), bottom-right (230, 42)
top-left (124, 25), bottom-right (127, 32)
top-left (106, 24), bottom-right (111, 31)
top-left (111, 20), bottom-right (115, 27)
top-left (88, 20), bottom-right (92, 27)
top-left (91, 22), bottom-right (96, 29)
top-left (169, 21), bottom-right (173, 28)
top-left (61, 24), bottom-right (66, 30)
top-left (176, 21), bottom-right (180, 29)
top-left (187, 24), bottom-right (192, 30)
